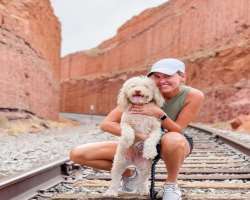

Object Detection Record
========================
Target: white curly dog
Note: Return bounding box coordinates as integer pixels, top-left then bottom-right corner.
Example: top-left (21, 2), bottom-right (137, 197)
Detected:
top-left (104, 76), bottom-right (165, 197)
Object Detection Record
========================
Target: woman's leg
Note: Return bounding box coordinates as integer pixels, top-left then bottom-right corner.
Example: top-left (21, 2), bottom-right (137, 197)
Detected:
top-left (69, 141), bottom-right (118, 171)
top-left (160, 132), bottom-right (191, 182)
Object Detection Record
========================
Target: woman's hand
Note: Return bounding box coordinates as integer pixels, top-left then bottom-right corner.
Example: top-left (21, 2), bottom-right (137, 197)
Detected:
top-left (129, 102), bottom-right (164, 118)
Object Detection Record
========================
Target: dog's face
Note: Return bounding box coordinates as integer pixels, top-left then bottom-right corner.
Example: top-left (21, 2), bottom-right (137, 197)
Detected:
top-left (118, 76), bottom-right (165, 109)
top-left (125, 77), bottom-right (155, 105)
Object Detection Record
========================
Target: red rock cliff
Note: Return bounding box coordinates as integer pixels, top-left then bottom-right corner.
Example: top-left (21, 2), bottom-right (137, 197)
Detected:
top-left (0, 0), bottom-right (61, 119)
top-left (61, 0), bottom-right (250, 122)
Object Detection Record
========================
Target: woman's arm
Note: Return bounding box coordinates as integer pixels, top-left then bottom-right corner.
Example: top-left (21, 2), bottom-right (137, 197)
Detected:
top-left (130, 104), bottom-right (183, 132)
top-left (129, 88), bottom-right (204, 132)
top-left (100, 106), bottom-right (149, 141)
top-left (100, 106), bottom-right (123, 137)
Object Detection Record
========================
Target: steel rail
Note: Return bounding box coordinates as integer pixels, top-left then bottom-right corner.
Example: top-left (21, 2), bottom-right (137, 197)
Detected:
top-left (0, 157), bottom-right (69, 200)
top-left (189, 124), bottom-right (250, 156)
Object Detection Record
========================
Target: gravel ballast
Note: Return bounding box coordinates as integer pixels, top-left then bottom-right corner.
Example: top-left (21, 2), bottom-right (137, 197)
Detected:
top-left (0, 114), bottom-right (117, 177)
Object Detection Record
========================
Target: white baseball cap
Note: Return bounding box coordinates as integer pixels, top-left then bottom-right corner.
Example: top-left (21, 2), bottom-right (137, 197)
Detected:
top-left (147, 58), bottom-right (185, 77)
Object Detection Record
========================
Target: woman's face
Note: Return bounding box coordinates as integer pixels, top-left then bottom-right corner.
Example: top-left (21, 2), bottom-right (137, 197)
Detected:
top-left (150, 72), bottom-right (183, 94)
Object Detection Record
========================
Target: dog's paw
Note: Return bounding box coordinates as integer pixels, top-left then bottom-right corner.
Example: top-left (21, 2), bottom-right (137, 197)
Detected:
top-left (120, 135), bottom-right (134, 147)
top-left (103, 188), bottom-right (118, 197)
top-left (138, 191), bottom-right (148, 196)
top-left (137, 187), bottom-right (149, 196)
top-left (143, 146), bottom-right (157, 159)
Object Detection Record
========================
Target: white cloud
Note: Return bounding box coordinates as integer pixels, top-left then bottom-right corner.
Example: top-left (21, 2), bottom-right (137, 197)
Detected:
top-left (51, 0), bottom-right (167, 56)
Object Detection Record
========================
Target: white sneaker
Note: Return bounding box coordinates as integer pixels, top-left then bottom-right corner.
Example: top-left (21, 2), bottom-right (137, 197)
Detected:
top-left (162, 183), bottom-right (182, 200)
top-left (120, 169), bottom-right (138, 192)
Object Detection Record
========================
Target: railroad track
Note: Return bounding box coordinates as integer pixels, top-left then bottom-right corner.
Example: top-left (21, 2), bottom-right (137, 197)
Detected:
top-left (0, 158), bottom-right (69, 200)
top-left (1, 125), bottom-right (250, 200)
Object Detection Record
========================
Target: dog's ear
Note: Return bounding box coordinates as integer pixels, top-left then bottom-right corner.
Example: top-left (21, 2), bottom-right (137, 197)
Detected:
top-left (117, 86), bottom-right (129, 110)
top-left (153, 83), bottom-right (165, 107)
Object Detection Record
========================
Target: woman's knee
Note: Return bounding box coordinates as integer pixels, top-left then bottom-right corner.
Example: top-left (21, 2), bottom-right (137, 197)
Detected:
top-left (161, 132), bottom-right (187, 152)
top-left (69, 142), bottom-right (117, 164)
top-left (69, 147), bottom-right (87, 163)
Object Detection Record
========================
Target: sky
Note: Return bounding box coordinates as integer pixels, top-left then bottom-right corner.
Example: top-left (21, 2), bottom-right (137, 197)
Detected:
top-left (51, 0), bottom-right (167, 56)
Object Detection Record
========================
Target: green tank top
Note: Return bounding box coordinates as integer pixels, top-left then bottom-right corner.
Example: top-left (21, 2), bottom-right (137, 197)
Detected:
top-left (162, 85), bottom-right (191, 121)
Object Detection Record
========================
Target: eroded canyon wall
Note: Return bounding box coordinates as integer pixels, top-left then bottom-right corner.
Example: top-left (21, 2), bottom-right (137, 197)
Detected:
top-left (61, 0), bottom-right (250, 122)
top-left (0, 0), bottom-right (61, 119)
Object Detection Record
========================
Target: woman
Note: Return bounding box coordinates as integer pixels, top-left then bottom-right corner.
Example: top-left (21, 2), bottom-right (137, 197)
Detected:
top-left (70, 58), bottom-right (204, 200)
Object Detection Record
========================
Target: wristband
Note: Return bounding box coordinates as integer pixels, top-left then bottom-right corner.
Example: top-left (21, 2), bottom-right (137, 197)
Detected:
top-left (160, 113), bottom-right (168, 121)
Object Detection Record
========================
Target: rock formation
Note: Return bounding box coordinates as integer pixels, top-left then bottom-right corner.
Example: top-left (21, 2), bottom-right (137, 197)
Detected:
top-left (0, 0), bottom-right (61, 119)
top-left (61, 0), bottom-right (250, 123)
top-left (230, 114), bottom-right (250, 133)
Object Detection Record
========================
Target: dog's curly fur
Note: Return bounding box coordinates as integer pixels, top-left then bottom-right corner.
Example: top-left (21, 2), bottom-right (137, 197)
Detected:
top-left (104, 76), bottom-right (164, 196)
